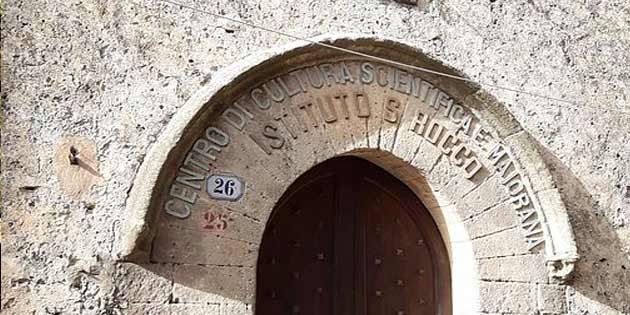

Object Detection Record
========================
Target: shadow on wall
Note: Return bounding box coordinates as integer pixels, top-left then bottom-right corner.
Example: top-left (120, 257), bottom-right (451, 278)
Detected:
top-left (536, 144), bottom-right (630, 314)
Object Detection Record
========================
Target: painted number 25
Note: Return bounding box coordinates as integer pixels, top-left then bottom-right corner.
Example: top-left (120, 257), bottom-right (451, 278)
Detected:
top-left (213, 178), bottom-right (236, 196)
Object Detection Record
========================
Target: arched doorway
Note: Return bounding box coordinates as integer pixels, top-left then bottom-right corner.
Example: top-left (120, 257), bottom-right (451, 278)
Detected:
top-left (255, 156), bottom-right (451, 314)
top-left (120, 34), bottom-right (580, 314)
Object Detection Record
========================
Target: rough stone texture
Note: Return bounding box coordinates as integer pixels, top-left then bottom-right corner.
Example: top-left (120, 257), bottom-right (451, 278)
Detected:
top-left (478, 254), bottom-right (548, 284)
top-left (114, 263), bottom-right (172, 304)
top-left (479, 281), bottom-right (537, 314)
top-left (1, 0), bottom-right (628, 314)
top-left (537, 284), bottom-right (568, 314)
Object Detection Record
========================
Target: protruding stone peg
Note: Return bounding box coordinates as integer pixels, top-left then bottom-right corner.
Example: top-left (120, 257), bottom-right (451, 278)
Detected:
top-left (68, 146), bottom-right (79, 165)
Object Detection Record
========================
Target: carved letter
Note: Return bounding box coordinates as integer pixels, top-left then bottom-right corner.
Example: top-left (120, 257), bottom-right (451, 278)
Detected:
top-left (249, 133), bottom-right (272, 155)
top-left (233, 102), bottom-right (254, 119)
top-left (222, 106), bottom-right (247, 131)
top-left (457, 114), bottom-right (474, 136)
top-left (354, 93), bottom-right (370, 118)
top-left (339, 62), bottom-right (355, 84)
top-left (488, 144), bottom-right (509, 166)
top-left (274, 112), bottom-right (299, 139)
top-left (410, 110), bottom-right (429, 135)
top-left (497, 160), bottom-right (517, 181)
top-left (165, 199), bottom-right (191, 219)
top-left (205, 126), bottom-right (230, 147)
top-left (376, 66), bottom-right (389, 87)
top-left (289, 71), bottom-right (307, 94)
top-left (263, 124), bottom-right (285, 149)
top-left (437, 131), bottom-right (459, 155)
top-left (184, 151), bottom-right (211, 172)
top-left (414, 80), bottom-right (433, 105)
top-left (250, 88), bottom-right (270, 110)
top-left (319, 63), bottom-right (339, 86)
top-left (448, 104), bottom-right (465, 124)
top-left (192, 138), bottom-right (220, 161)
top-left (451, 144), bottom-right (470, 167)
top-left (335, 94), bottom-right (351, 120)
top-left (394, 69), bottom-right (411, 95)
top-left (176, 166), bottom-right (205, 190)
top-left (463, 157), bottom-right (483, 179)
top-left (298, 102), bottom-right (319, 127)
top-left (436, 91), bottom-right (452, 111)
top-left (473, 128), bottom-right (495, 151)
top-left (277, 76), bottom-right (302, 97)
top-left (305, 67), bottom-right (325, 89)
top-left (426, 88), bottom-right (440, 109)
top-left (170, 183), bottom-right (198, 204)
top-left (512, 191), bottom-right (531, 210)
top-left (424, 120), bottom-right (444, 144)
top-left (316, 95), bottom-right (338, 123)
top-left (384, 97), bottom-right (401, 123)
top-left (263, 79), bottom-right (286, 102)
top-left (360, 62), bottom-right (375, 84)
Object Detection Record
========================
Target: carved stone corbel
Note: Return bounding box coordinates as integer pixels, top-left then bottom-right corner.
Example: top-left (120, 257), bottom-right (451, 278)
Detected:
top-left (546, 255), bottom-right (579, 283)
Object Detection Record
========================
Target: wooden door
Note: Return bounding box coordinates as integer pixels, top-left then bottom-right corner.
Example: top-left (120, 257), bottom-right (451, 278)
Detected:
top-left (256, 157), bottom-right (450, 315)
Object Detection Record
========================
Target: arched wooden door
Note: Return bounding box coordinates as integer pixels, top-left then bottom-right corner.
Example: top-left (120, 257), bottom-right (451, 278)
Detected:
top-left (256, 157), bottom-right (451, 315)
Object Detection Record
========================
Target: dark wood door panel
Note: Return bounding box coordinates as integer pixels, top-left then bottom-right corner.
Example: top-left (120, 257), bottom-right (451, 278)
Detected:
top-left (255, 157), bottom-right (450, 315)
top-left (359, 178), bottom-right (435, 315)
top-left (256, 174), bottom-right (336, 315)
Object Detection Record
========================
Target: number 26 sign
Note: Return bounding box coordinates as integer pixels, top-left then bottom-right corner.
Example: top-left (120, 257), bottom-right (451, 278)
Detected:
top-left (206, 173), bottom-right (244, 201)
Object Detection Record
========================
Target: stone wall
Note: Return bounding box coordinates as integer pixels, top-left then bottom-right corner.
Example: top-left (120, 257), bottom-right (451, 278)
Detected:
top-left (1, 0), bottom-right (628, 314)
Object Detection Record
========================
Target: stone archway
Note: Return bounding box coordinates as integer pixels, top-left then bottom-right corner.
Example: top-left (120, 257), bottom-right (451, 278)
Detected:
top-left (117, 34), bottom-right (579, 314)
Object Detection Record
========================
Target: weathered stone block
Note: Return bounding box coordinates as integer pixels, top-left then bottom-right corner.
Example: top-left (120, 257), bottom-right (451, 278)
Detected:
top-left (172, 265), bottom-right (251, 304)
top-left (151, 226), bottom-right (257, 266)
top-left (464, 200), bottom-right (518, 239)
top-left (114, 263), bottom-right (172, 303)
top-left (479, 281), bottom-right (537, 314)
top-left (478, 254), bottom-right (547, 283)
top-left (538, 284), bottom-right (567, 314)
top-left (472, 227), bottom-right (531, 258)
top-left (458, 174), bottom-right (511, 219)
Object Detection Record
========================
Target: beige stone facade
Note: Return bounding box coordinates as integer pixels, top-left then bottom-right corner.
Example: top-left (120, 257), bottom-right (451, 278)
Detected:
top-left (1, 1), bottom-right (629, 315)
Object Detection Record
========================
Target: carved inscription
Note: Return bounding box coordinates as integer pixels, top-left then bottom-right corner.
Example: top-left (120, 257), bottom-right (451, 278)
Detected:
top-left (487, 145), bottom-right (544, 250)
top-left (409, 113), bottom-right (483, 179)
top-left (252, 92), bottom-right (370, 154)
top-left (162, 60), bottom-right (546, 251)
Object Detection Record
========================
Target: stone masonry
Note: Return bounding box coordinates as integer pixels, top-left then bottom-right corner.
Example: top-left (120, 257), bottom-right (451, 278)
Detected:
top-left (1, 0), bottom-right (629, 314)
